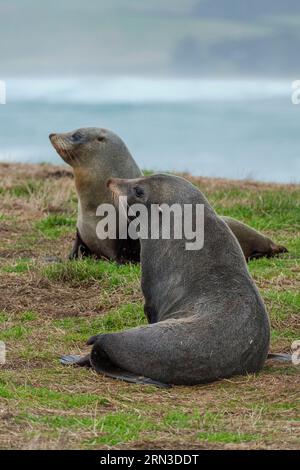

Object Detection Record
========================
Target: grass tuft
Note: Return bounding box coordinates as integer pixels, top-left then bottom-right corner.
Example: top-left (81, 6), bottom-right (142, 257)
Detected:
top-left (36, 215), bottom-right (76, 239)
top-left (42, 258), bottom-right (140, 285)
top-left (197, 431), bottom-right (260, 444)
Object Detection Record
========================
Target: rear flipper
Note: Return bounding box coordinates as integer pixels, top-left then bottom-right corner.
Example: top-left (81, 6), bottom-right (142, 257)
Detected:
top-left (267, 353), bottom-right (292, 363)
top-left (248, 245), bottom-right (288, 261)
top-left (268, 244), bottom-right (288, 257)
top-left (60, 353), bottom-right (92, 367)
top-left (89, 335), bottom-right (171, 389)
top-left (221, 216), bottom-right (288, 261)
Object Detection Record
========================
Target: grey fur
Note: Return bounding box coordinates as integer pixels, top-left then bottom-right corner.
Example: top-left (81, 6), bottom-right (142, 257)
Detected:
top-left (86, 174), bottom-right (270, 385)
top-left (49, 128), bottom-right (141, 262)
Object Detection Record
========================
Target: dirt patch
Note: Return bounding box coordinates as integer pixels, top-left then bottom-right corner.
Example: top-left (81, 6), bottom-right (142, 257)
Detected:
top-left (0, 273), bottom-right (103, 317)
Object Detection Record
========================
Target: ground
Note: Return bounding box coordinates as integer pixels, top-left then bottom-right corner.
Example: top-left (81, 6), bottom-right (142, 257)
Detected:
top-left (0, 162), bottom-right (299, 450)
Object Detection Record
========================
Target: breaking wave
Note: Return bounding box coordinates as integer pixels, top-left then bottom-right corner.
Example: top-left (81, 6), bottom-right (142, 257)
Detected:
top-left (5, 77), bottom-right (291, 104)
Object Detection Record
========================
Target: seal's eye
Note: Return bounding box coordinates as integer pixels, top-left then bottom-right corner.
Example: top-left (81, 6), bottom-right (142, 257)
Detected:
top-left (97, 136), bottom-right (105, 142)
top-left (134, 187), bottom-right (144, 198)
top-left (72, 132), bottom-right (82, 142)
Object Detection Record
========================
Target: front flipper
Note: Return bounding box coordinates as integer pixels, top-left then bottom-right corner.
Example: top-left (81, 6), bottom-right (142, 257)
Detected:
top-left (247, 251), bottom-right (265, 261)
top-left (267, 353), bottom-right (292, 362)
top-left (69, 229), bottom-right (92, 260)
top-left (60, 353), bottom-right (92, 367)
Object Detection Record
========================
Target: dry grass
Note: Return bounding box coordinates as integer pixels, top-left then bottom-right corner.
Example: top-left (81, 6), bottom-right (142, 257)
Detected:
top-left (0, 163), bottom-right (299, 450)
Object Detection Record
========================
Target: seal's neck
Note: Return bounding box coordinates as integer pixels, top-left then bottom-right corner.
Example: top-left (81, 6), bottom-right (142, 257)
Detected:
top-left (73, 167), bottom-right (110, 213)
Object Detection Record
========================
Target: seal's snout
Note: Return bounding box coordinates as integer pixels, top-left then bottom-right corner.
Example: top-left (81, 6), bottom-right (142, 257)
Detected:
top-left (49, 133), bottom-right (60, 150)
top-left (107, 177), bottom-right (122, 188)
top-left (107, 178), bottom-right (125, 203)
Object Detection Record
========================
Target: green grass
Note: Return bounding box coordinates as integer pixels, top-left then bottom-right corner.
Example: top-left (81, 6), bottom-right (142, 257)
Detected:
top-left (212, 189), bottom-right (300, 231)
top-left (0, 310), bottom-right (39, 324)
top-left (0, 180), bottom-right (43, 198)
top-left (264, 291), bottom-right (300, 318)
top-left (0, 163), bottom-right (299, 450)
top-left (271, 328), bottom-right (299, 342)
top-left (12, 410), bottom-right (158, 447)
top-left (54, 303), bottom-right (145, 344)
top-left (197, 431), bottom-right (260, 444)
top-left (0, 213), bottom-right (12, 221)
top-left (248, 257), bottom-right (297, 280)
top-left (42, 258), bottom-right (140, 285)
top-left (19, 310), bottom-right (38, 322)
top-left (35, 215), bottom-right (76, 239)
top-left (84, 413), bottom-right (155, 446)
top-left (0, 382), bottom-right (108, 410)
top-left (3, 259), bottom-right (32, 273)
top-left (0, 325), bottom-right (32, 340)
top-left (0, 312), bottom-right (8, 323)
top-left (164, 410), bottom-right (192, 428)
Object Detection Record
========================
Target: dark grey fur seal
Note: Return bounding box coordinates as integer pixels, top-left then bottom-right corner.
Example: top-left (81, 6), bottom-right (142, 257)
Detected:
top-left (49, 128), bottom-right (141, 263)
top-left (62, 174), bottom-right (271, 386)
top-left (49, 128), bottom-right (287, 263)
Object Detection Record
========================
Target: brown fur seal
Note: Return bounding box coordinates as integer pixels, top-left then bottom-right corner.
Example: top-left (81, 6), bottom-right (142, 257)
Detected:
top-left (222, 216), bottom-right (287, 261)
top-left (61, 174), bottom-right (271, 386)
top-left (49, 128), bottom-right (142, 263)
top-left (49, 128), bottom-right (287, 262)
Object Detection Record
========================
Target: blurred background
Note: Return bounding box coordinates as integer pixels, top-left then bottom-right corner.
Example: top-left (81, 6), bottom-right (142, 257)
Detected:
top-left (0, 0), bottom-right (299, 182)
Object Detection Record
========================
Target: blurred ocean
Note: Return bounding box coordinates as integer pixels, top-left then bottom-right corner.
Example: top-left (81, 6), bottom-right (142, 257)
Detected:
top-left (0, 77), bottom-right (299, 183)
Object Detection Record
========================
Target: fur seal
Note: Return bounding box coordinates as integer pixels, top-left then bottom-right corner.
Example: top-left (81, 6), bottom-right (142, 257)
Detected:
top-left (62, 174), bottom-right (271, 386)
top-left (221, 216), bottom-right (287, 261)
top-left (49, 128), bottom-right (142, 263)
top-left (49, 128), bottom-right (287, 262)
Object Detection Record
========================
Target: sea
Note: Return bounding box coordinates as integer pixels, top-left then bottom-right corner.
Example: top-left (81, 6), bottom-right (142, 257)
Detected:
top-left (0, 77), bottom-right (299, 183)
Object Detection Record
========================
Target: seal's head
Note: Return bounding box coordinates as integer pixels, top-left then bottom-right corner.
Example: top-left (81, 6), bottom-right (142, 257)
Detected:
top-left (107, 174), bottom-right (200, 208)
top-left (49, 127), bottom-right (130, 168)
